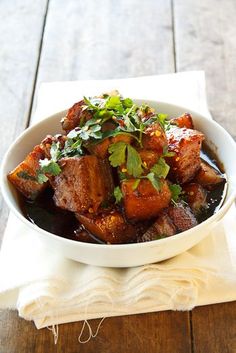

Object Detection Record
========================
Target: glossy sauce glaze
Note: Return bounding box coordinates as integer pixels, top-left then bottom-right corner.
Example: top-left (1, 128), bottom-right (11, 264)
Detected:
top-left (19, 146), bottom-right (227, 244)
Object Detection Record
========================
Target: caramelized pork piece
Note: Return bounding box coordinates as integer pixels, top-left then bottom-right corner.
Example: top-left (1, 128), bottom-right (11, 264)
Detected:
top-left (167, 127), bottom-right (204, 184)
top-left (138, 149), bottom-right (158, 171)
top-left (76, 209), bottom-right (139, 244)
top-left (138, 211), bottom-right (176, 242)
top-left (194, 160), bottom-right (225, 189)
top-left (183, 183), bottom-right (207, 214)
top-left (74, 226), bottom-right (101, 244)
top-left (167, 202), bottom-right (198, 232)
top-left (171, 113), bottom-right (194, 129)
top-left (7, 145), bottom-right (47, 200)
top-left (61, 100), bottom-right (92, 134)
top-left (121, 179), bottom-right (171, 221)
top-left (52, 156), bottom-right (114, 213)
top-left (142, 123), bottom-right (168, 155)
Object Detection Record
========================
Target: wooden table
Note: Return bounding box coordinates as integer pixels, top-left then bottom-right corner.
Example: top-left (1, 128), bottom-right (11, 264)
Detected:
top-left (0, 1), bottom-right (236, 352)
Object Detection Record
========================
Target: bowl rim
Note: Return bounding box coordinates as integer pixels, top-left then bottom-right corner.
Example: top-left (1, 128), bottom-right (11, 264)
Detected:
top-left (1, 100), bottom-right (236, 249)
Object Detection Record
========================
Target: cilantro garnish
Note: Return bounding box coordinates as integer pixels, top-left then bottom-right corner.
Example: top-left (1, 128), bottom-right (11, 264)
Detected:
top-left (108, 142), bottom-right (127, 167)
top-left (17, 171), bottom-right (37, 182)
top-left (150, 157), bottom-right (170, 179)
top-left (169, 184), bottom-right (182, 203)
top-left (108, 142), bottom-right (143, 178)
top-left (145, 172), bottom-right (162, 191)
top-left (113, 186), bottom-right (123, 203)
top-left (126, 145), bottom-right (143, 178)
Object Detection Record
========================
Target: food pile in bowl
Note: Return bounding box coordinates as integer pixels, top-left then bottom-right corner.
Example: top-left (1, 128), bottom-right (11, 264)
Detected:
top-left (7, 91), bottom-right (227, 245)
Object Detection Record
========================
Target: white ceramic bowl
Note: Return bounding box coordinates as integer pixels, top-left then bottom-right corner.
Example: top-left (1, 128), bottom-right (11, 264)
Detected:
top-left (1, 100), bottom-right (236, 267)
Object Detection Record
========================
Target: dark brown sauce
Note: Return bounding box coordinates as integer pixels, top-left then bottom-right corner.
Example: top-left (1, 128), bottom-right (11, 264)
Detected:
top-left (19, 146), bottom-right (227, 244)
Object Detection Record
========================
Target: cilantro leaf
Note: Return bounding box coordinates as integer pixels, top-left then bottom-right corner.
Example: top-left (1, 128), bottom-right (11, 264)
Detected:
top-left (105, 96), bottom-right (123, 111)
top-left (146, 172), bottom-right (162, 191)
top-left (50, 141), bottom-right (61, 161)
top-left (122, 98), bottom-right (133, 108)
top-left (150, 157), bottom-right (170, 179)
top-left (127, 145), bottom-right (143, 178)
top-left (37, 173), bottom-right (49, 184)
top-left (108, 142), bottom-right (127, 167)
top-left (169, 184), bottom-right (182, 202)
top-left (39, 159), bottom-right (61, 176)
top-left (132, 179), bottom-right (140, 190)
top-left (113, 186), bottom-right (123, 203)
top-left (17, 171), bottom-right (37, 181)
top-left (162, 145), bottom-right (175, 157)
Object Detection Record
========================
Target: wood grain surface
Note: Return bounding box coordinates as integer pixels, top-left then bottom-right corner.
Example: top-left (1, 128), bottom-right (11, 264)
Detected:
top-left (173, 0), bottom-right (236, 138)
top-left (0, 0), bottom-right (235, 352)
top-left (0, 0), bottom-right (48, 237)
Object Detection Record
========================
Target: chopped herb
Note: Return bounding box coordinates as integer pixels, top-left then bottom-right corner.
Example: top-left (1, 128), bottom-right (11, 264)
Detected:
top-left (132, 179), bottom-right (141, 190)
top-left (126, 145), bottom-right (143, 177)
top-left (39, 159), bottom-right (61, 176)
top-left (169, 184), bottom-right (182, 203)
top-left (37, 173), bottom-right (49, 184)
top-left (113, 186), bottom-right (123, 203)
top-left (50, 141), bottom-right (61, 161)
top-left (150, 157), bottom-right (170, 179)
top-left (108, 142), bottom-right (127, 167)
top-left (17, 171), bottom-right (37, 181)
top-left (146, 172), bottom-right (162, 191)
top-left (162, 145), bottom-right (175, 157)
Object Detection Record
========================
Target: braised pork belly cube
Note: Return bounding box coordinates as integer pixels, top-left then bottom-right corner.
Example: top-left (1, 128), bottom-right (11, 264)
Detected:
top-left (171, 113), bottom-right (194, 129)
top-left (76, 209), bottom-right (139, 244)
top-left (7, 145), bottom-right (47, 200)
top-left (167, 201), bottom-right (198, 232)
top-left (183, 183), bottom-right (207, 214)
top-left (61, 100), bottom-right (92, 134)
top-left (194, 160), bottom-right (225, 189)
top-left (142, 123), bottom-right (168, 155)
top-left (138, 149), bottom-right (158, 171)
top-left (167, 127), bottom-right (204, 184)
top-left (121, 179), bottom-right (171, 221)
top-left (52, 156), bottom-right (114, 213)
top-left (138, 211), bottom-right (176, 242)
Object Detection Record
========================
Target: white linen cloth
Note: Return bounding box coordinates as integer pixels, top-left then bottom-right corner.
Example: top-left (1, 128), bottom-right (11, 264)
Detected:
top-left (0, 71), bottom-right (236, 329)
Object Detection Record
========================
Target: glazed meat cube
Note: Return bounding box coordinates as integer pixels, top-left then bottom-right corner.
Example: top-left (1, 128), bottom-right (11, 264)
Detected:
top-left (167, 201), bottom-right (198, 232)
top-left (7, 145), bottom-right (47, 200)
top-left (138, 211), bottom-right (176, 242)
top-left (194, 160), bottom-right (225, 189)
top-left (171, 113), bottom-right (194, 129)
top-left (61, 100), bottom-right (92, 134)
top-left (52, 156), bottom-right (114, 213)
top-left (76, 209), bottom-right (138, 244)
top-left (138, 149), bottom-right (158, 171)
top-left (167, 127), bottom-right (204, 184)
top-left (183, 183), bottom-right (207, 214)
top-left (74, 226), bottom-right (101, 244)
top-left (121, 179), bottom-right (171, 221)
top-left (142, 123), bottom-right (168, 155)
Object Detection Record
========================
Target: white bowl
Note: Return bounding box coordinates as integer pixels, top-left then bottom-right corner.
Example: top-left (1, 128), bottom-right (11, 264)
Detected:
top-left (1, 100), bottom-right (236, 267)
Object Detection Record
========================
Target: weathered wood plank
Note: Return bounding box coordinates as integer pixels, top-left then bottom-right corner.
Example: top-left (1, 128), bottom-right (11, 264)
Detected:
top-left (173, 1), bottom-right (236, 351)
top-left (0, 310), bottom-right (192, 353)
top-left (191, 302), bottom-right (236, 353)
top-left (0, 0), bottom-right (48, 240)
top-left (173, 0), bottom-right (236, 138)
top-left (35, 0), bottom-right (175, 82)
